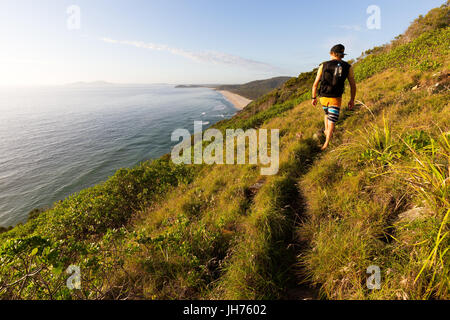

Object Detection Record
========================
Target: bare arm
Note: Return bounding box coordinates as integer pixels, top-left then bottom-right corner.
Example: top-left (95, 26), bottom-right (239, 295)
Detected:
top-left (311, 64), bottom-right (323, 106)
top-left (348, 66), bottom-right (356, 109)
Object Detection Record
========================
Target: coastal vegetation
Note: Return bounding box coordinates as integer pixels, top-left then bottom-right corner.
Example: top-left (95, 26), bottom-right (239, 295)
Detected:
top-left (0, 2), bottom-right (448, 300)
top-left (214, 77), bottom-right (292, 100)
top-left (175, 77), bottom-right (292, 100)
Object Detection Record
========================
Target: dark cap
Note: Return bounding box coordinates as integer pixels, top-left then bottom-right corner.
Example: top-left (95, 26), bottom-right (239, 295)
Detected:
top-left (330, 44), bottom-right (347, 55)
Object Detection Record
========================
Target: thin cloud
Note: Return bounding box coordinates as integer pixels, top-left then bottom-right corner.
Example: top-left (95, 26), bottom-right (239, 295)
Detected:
top-left (335, 25), bottom-right (363, 32)
top-left (101, 37), bottom-right (283, 73)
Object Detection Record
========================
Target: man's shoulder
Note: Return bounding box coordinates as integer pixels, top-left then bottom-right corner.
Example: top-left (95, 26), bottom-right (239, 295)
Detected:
top-left (323, 59), bottom-right (350, 65)
top-left (320, 60), bottom-right (332, 68)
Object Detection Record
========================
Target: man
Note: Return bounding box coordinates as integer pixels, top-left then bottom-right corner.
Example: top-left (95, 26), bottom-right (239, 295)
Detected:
top-left (311, 44), bottom-right (356, 150)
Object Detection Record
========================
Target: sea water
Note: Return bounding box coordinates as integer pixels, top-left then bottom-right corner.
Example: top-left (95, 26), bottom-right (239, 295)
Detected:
top-left (0, 84), bottom-right (236, 227)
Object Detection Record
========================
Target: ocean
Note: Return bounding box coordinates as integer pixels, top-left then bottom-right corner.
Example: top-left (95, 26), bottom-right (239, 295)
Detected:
top-left (0, 84), bottom-right (236, 227)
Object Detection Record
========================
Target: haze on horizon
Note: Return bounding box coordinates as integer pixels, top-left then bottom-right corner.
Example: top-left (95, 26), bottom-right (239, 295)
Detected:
top-left (0, 0), bottom-right (445, 86)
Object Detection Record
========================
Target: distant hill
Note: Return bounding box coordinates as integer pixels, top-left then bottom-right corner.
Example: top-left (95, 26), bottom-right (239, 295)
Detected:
top-left (174, 84), bottom-right (206, 88)
top-left (175, 77), bottom-right (293, 100)
top-left (214, 76), bottom-right (292, 100)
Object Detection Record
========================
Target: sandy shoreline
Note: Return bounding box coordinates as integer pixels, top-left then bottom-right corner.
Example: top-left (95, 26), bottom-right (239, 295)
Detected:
top-left (216, 90), bottom-right (252, 110)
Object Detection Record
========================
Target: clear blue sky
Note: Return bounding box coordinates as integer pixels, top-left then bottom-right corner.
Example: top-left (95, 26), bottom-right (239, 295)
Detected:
top-left (0, 0), bottom-right (445, 85)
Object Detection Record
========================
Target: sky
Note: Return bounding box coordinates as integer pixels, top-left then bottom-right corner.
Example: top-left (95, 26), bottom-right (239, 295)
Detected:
top-left (0, 0), bottom-right (446, 86)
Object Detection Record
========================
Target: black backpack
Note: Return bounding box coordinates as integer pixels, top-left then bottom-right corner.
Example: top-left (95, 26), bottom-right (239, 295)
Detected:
top-left (319, 60), bottom-right (351, 98)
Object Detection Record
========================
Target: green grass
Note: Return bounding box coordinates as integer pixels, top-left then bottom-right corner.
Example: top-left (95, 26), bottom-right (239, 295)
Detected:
top-left (0, 2), bottom-right (449, 300)
top-left (354, 27), bottom-right (449, 82)
top-left (213, 138), bottom-right (320, 299)
top-left (298, 88), bottom-right (449, 299)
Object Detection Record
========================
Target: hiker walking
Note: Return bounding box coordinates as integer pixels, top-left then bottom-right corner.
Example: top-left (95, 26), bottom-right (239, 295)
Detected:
top-left (311, 44), bottom-right (356, 150)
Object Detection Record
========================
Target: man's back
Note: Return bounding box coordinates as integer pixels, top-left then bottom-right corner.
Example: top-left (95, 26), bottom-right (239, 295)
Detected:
top-left (309, 44), bottom-right (357, 150)
top-left (319, 60), bottom-right (351, 98)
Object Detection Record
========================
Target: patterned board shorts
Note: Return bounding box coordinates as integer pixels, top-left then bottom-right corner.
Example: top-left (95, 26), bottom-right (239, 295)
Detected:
top-left (320, 97), bottom-right (342, 123)
top-left (322, 106), bottom-right (340, 123)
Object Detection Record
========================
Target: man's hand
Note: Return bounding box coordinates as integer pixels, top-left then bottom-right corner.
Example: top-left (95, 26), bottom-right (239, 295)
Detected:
top-left (348, 99), bottom-right (355, 110)
top-left (311, 97), bottom-right (318, 107)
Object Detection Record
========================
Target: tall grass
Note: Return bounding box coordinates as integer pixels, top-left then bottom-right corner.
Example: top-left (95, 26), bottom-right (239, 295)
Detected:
top-left (388, 131), bottom-right (449, 298)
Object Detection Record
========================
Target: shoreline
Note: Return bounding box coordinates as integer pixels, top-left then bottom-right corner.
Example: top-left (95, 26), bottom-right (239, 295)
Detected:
top-left (216, 90), bottom-right (252, 110)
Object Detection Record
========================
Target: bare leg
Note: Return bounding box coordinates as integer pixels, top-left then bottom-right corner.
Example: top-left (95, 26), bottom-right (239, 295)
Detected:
top-left (321, 121), bottom-right (335, 150)
top-left (324, 115), bottom-right (329, 135)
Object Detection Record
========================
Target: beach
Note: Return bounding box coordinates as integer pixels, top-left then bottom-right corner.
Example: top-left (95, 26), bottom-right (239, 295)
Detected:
top-left (217, 90), bottom-right (252, 110)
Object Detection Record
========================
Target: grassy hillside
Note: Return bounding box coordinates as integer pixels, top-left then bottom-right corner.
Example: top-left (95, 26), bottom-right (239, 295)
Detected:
top-left (0, 2), bottom-right (449, 300)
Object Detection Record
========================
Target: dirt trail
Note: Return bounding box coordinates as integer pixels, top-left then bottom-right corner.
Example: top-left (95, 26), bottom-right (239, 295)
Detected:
top-left (279, 137), bottom-right (325, 300)
top-left (281, 188), bottom-right (320, 300)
